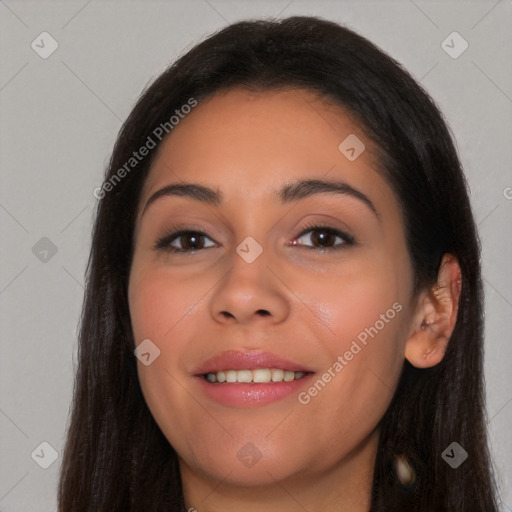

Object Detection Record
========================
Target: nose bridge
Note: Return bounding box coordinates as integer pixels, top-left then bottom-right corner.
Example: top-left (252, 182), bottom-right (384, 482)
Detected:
top-left (225, 234), bottom-right (271, 297)
top-left (210, 233), bottom-right (290, 324)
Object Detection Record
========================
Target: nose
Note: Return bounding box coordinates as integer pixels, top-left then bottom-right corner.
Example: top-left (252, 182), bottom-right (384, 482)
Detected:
top-left (209, 246), bottom-right (290, 326)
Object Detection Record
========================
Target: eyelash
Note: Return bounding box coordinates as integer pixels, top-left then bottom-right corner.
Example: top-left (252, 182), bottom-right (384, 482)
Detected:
top-left (154, 221), bottom-right (355, 254)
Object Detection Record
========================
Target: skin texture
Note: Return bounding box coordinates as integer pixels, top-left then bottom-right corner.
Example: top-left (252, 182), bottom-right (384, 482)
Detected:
top-left (128, 87), bottom-right (462, 512)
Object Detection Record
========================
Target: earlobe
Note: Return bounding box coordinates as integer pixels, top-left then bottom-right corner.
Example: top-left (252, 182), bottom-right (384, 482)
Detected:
top-left (405, 254), bottom-right (462, 369)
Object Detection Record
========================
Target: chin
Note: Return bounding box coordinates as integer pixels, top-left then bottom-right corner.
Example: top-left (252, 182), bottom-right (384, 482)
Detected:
top-left (183, 443), bottom-right (309, 488)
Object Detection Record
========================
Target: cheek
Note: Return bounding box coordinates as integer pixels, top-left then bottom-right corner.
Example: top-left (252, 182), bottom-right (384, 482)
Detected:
top-left (299, 264), bottom-right (407, 424)
top-left (128, 266), bottom-right (189, 400)
top-left (128, 266), bottom-right (207, 452)
top-left (129, 265), bottom-right (205, 346)
top-left (305, 259), bottom-right (406, 351)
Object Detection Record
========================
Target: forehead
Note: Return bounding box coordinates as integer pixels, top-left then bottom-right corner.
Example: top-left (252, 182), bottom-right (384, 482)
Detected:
top-left (138, 87), bottom-right (394, 217)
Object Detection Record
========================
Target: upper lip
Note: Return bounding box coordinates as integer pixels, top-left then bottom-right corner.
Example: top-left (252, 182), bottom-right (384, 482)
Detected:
top-left (193, 350), bottom-right (315, 375)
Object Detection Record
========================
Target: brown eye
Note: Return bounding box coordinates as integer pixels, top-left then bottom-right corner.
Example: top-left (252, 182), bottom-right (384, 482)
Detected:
top-left (176, 233), bottom-right (207, 251)
top-left (155, 230), bottom-right (216, 252)
top-left (294, 224), bottom-right (354, 251)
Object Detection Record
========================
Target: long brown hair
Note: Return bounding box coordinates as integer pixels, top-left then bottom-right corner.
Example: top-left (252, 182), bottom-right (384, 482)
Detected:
top-left (58, 15), bottom-right (500, 511)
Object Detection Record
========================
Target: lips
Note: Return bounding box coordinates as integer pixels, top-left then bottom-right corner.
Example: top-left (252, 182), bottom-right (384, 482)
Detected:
top-left (192, 349), bottom-right (316, 407)
top-left (192, 349), bottom-right (315, 376)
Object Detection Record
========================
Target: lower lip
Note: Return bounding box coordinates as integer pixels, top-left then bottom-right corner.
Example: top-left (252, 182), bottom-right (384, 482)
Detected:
top-left (195, 374), bottom-right (315, 408)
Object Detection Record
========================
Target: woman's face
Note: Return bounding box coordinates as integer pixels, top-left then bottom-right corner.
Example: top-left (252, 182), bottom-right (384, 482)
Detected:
top-left (128, 87), bottom-right (416, 495)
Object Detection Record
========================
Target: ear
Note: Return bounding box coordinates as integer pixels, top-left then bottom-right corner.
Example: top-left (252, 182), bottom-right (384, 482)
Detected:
top-left (405, 254), bottom-right (462, 368)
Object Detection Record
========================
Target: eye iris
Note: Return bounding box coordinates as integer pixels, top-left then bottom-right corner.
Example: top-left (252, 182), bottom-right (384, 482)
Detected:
top-left (181, 233), bottom-right (203, 250)
top-left (312, 228), bottom-right (335, 247)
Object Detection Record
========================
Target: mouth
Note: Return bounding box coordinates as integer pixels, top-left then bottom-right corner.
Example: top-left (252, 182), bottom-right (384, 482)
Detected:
top-left (193, 350), bottom-right (315, 407)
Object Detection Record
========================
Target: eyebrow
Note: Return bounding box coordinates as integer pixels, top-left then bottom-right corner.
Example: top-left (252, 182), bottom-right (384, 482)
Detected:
top-left (141, 178), bottom-right (378, 218)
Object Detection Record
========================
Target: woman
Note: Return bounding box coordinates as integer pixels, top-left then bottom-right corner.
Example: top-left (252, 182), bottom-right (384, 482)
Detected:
top-left (58, 15), bottom-right (500, 511)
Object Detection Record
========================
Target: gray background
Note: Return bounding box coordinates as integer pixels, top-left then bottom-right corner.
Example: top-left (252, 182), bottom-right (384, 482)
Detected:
top-left (1, 0), bottom-right (511, 510)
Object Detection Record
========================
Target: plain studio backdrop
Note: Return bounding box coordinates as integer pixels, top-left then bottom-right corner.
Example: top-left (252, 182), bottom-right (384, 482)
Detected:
top-left (0, 1), bottom-right (511, 510)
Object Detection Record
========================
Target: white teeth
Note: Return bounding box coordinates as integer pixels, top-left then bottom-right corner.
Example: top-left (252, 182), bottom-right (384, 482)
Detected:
top-left (237, 370), bottom-right (253, 383)
top-left (271, 369), bottom-right (284, 382)
top-left (204, 368), bottom-right (307, 383)
top-left (283, 371), bottom-right (295, 382)
top-left (253, 369), bottom-right (271, 383)
top-left (226, 370), bottom-right (237, 383)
